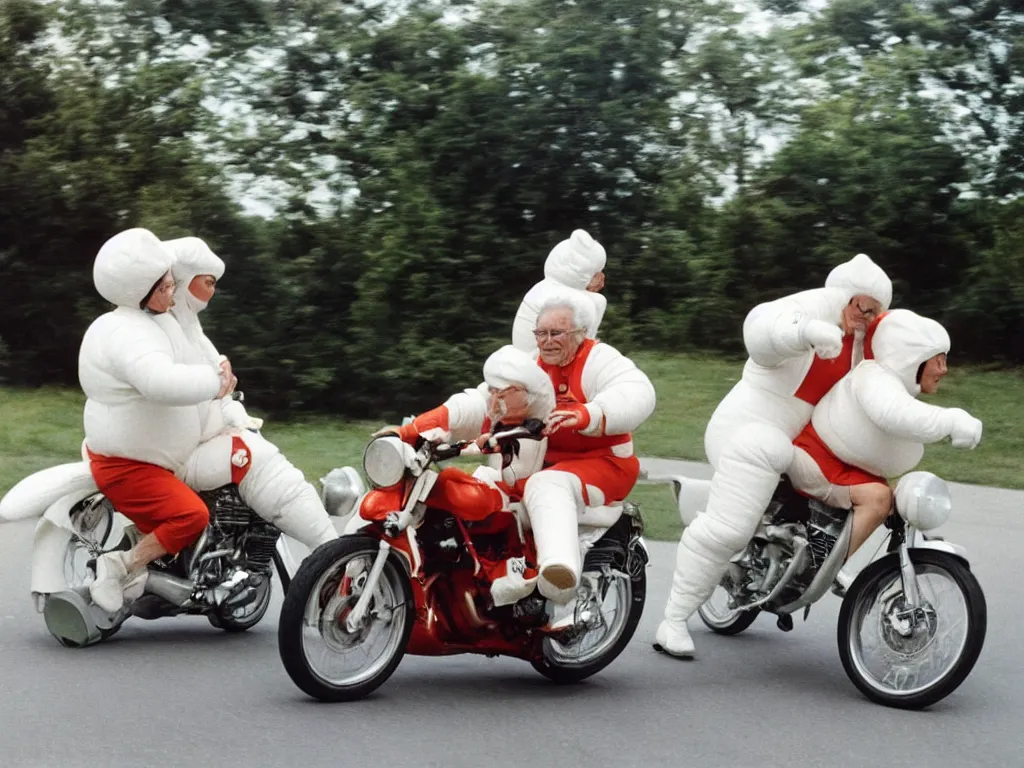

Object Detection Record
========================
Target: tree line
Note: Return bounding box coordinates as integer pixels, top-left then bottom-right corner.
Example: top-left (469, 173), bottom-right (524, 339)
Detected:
top-left (1, 0), bottom-right (1021, 419)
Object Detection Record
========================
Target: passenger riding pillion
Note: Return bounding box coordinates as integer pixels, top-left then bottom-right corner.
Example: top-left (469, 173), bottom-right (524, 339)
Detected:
top-left (528, 294), bottom-right (656, 603)
top-left (512, 229), bottom-right (608, 354)
top-left (655, 253), bottom-right (893, 659)
top-left (787, 308), bottom-right (983, 589)
top-left (155, 235), bottom-right (339, 555)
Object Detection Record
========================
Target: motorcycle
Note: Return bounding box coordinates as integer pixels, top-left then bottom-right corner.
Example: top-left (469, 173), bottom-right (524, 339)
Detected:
top-left (277, 421), bottom-right (650, 702)
top-left (646, 468), bottom-right (987, 710)
top-left (0, 395), bottom-right (365, 648)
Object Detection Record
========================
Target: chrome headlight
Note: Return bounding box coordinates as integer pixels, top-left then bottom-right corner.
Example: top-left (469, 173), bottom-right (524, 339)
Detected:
top-left (362, 436), bottom-right (412, 488)
top-left (319, 466), bottom-right (367, 518)
top-left (894, 471), bottom-right (952, 531)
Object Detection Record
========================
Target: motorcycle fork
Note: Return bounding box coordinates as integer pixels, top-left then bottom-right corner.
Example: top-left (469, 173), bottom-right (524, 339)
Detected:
top-left (345, 539), bottom-right (392, 632)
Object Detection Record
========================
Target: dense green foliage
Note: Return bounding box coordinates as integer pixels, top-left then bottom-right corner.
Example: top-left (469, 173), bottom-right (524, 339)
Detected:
top-left (1, 0), bottom-right (1022, 418)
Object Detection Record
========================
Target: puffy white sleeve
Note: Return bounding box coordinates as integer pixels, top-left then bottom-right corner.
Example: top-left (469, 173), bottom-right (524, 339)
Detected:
top-left (743, 289), bottom-right (842, 367)
top-left (398, 385), bottom-right (490, 443)
top-left (852, 363), bottom-right (954, 443)
top-left (579, 344), bottom-right (656, 435)
top-left (111, 324), bottom-right (222, 406)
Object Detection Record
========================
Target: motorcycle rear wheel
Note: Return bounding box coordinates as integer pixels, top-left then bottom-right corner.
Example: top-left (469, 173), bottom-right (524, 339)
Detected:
top-left (278, 535), bottom-right (413, 702)
top-left (838, 549), bottom-right (986, 710)
top-left (532, 560), bottom-right (646, 684)
top-left (697, 586), bottom-right (761, 635)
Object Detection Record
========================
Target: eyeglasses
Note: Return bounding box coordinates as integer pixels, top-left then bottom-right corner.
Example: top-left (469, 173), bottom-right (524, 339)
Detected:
top-left (533, 328), bottom-right (582, 341)
top-left (488, 385), bottom-right (526, 397)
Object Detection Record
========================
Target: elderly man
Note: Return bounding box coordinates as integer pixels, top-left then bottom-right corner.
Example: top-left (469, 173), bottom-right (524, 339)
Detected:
top-left (655, 253), bottom-right (893, 658)
top-left (372, 344), bottom-right (557, 605)
top-left (787, 309), bottom-right (983, 588)
top-left (527, 294), bottom-right (657, 602)
top-left (80, 228), bottom-right (233, 612)
top-left (512, 229), bottom-right (608, 354)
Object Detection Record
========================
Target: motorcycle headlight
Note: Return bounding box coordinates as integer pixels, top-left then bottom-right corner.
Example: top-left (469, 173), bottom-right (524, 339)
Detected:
top-left (894, 471), bottom-right (952, 531)
top-left (319, 466), bottom-right (367, 518)
top-left (362, 436), bottom-right (411, 489)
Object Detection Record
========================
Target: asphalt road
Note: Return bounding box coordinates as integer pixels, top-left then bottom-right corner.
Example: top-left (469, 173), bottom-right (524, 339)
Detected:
top-left (0, 459), bottom-right (1020, 768)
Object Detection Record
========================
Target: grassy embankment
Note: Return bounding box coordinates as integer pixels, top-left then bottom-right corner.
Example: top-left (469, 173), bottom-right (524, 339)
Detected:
top-left (2, 352), bottom-right (1021, 540)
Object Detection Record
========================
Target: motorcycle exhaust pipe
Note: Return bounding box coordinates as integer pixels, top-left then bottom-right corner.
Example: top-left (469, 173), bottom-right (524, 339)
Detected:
top-left (144, 571), bottom-right (196, 606)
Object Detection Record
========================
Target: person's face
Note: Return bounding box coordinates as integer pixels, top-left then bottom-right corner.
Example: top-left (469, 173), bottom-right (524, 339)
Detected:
top-left (919, 353), bottom-right (948, 394)
top-left (487, 384), bottom-right (530, 424)
top-left (189, 274), bottom-right (217, 303)
top-left (586, 271), bottom-right (605, 292)
top-left (842, 294), bottom-right (883, 334)
top-left (534, 307), bottom-right (584, 366)
top-left (145, 272), bottom-right (176, 313)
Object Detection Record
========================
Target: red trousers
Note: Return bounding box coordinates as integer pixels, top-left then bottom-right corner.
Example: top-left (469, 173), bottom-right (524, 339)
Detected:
top-left (87, 449), bottom-right (209, 554)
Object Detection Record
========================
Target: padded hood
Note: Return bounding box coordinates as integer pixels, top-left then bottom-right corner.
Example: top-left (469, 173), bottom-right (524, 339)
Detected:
top-left (825, 253), bottom-right (893, 310)
top-left (543, 229), bottom-right (607, 290)
top-left (870, 309), bottom-right (950, 395)
top-left (164, 237), bottom-right (225, 315)
top-left (93, 228), bottom-right (174, 308)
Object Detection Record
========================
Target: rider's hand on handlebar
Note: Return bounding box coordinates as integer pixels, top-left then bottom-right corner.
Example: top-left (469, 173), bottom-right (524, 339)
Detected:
top-left (216, 362), bottom-right (236, 399)
top-left (543, 406), bottom-right (589, 436)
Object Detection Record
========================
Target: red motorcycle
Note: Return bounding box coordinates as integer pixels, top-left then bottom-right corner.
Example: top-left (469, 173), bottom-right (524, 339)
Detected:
top-left (277, 422), bottom-right (649, 702)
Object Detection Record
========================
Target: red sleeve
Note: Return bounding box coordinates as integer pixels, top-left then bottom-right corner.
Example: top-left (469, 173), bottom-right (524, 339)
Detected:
top-left (398, 405), bottom-right (451, 443)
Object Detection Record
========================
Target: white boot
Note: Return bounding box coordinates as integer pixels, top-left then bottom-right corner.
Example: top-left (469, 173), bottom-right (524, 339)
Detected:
top-left (832, 565), bottom-right (855, 598)
top-left (654, 619), bottom-right (695, 658)
top-left (89, 551), bottom-right (147, 613)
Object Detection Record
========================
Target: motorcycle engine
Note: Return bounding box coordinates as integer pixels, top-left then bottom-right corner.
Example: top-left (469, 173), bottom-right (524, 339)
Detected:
top-left (194, 486), bottom-right (282, 581)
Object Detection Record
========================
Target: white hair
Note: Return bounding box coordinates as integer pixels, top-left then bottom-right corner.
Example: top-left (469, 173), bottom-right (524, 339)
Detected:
top-left (536, 292), bottom-right (596, 337)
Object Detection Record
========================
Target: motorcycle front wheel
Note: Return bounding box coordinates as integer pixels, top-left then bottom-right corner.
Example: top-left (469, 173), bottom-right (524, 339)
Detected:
top-left (277, 535), bottom-right (413, 702)
top-left (838, 549), bottom-right (987, 710)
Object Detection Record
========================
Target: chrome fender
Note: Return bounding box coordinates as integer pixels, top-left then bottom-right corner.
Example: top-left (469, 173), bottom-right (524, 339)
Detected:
top-left (0, 462), bottom-right (98, 522)
top-left (638, 470), bottom-right (710, 527)
top-left (909, 529), bottom-right (969, 565)
top-left (30, 490), bottom-right (134, 606)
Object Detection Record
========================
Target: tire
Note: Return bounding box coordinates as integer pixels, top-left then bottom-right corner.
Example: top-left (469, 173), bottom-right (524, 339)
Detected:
top-left (532, 563), bottom-right (647, 684)
top-left (208, 575), bottom-right (273, 633)
top-left (698, 587), bottom-right (761, 636)
top-left (838, 549), bottom-right (987, 710)
top-left (277, 535), bottom-right (414, 702)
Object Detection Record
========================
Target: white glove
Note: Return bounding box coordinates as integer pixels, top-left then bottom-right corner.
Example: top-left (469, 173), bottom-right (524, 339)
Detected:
top-left (802, 319), bottom-right (844, 360)
top-left (221, 399), bottom-right (264, 431)
top-left (948, 408), bottom-right (983, 449)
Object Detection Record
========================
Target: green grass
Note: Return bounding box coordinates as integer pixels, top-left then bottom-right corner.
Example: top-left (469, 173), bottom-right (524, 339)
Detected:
top-left (3, 352), bottom-right (1022, 542)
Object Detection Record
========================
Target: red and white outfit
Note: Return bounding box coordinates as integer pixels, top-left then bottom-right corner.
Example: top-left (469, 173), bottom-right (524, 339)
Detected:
top-left (656, 253), bottom-right (893, 657)
top-left (365, 345), bottom-right (557, 607)
top-left (528, 337), bottom-right (656, 602)
top-left (788, 310), bottom-right (983, 506)
top-left (158, 237), bottom-right (338, 552)
top-left (512, 229), bottom-right (608, 354)
top-left (80, 229), bottom-right (225, 610)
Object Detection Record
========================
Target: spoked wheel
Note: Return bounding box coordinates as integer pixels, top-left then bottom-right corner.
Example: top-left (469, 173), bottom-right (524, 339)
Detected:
top-left (277, 535), bottom-right (414, 701)
top-left (698, 585), bottom-right (760, 635)
top-left (532, 563), bottom-right (647, 684)
top-left (838, 549), bottom-right (987, 710)
top-left (209, 575), bottom-right (273, 632)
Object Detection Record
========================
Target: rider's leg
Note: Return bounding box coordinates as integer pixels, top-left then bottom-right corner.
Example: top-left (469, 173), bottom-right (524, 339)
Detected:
top-left (522, 470), bottom-right (584, 599)
top-left (87, 452), bottom-right (208, 612)
top-left (182, 432), bottom-right (338, 551)
top-left (656, 423), bottom-right (795, 658)
top-left (847, 482), bottom-right (893, 558)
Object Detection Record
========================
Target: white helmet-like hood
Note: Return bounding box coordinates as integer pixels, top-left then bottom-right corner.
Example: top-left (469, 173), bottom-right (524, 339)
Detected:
top-left (543, 229), bottom-right (606, 290)
top-left (483, 344), bottom-right (556, 419)
top-left (870, 309), bottom-right (950, 395)
top-left (825, 253), bottom-right (893, 310)
top-left (164, 237), bottom-right (225, 315)
top-left (93, 228), bottom-right (174, 309)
